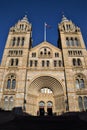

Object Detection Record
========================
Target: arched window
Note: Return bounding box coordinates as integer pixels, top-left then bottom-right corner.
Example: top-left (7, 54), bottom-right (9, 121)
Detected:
top-left (7, 79), bottom-right (11, 89)
top-left (10, 59), bottom-right (14, 66)
top-left (79, 79), bottom-right (85, 88)
top-left (71, 38), bottom-right (74, 46)
top-left (75, 38), bottom-right (79, 46)
top-left (47, 101), bottom-right (53, 107)
top-left (59, 60), bottom-right (62, 67)
top-left (39, 101), bottom-right (45, 107)
top-left (84, 96), bottom-right (87, 111)
top-left (15, 59), bottom-right (18, 66)
top-left (17, 37), bottom-right (20, 46)
top-left (9, 97), bottom-right (14, 110)
top-left (40, 88), bottom-right (53, 94)
top-left (42, 60), bottom-right (45, 67)
top-left (77, 59), bottom-right (82, 66)
top-left (47, 60), bottom-right (50, 67)
top-left (75, 75), bottom-right (85, 90)
top-left (12, 79), bottom-right (16, 89)
top-left (66, 37), bottom-right (69, 46)
top-left (78, 96), bottom-right (83, 111)
top-left (6, 74), bottom-right (16, 89)
top-left (75, 79), bottom-right (80, 89)
top-left (73, 59), bottom-right (76, 66)
top-left (21, 37), bottom-right (25, 46)
top-left (12, 37), bottom-right (16, 46)
top-left (4, 96), bottom-right (9, 110)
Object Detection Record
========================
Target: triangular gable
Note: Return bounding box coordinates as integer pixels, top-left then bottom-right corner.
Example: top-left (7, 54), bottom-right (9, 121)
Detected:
top-left (30, 41), bottom-right (61, 52)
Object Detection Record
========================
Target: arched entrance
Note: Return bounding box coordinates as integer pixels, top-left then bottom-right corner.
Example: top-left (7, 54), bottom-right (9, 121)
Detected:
top-left (39, 101), bottom-right (45, 116)
top-left (27, 76), bottom-right (65, 115)
top-left (47, 101), bottom-right (53, 115)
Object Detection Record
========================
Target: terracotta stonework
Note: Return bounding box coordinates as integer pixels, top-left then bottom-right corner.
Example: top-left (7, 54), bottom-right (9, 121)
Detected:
top-left (0, 15), bottom-right (87, 115)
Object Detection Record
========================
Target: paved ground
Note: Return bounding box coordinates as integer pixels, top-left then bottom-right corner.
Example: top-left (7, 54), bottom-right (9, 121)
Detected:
top-left (0, 111), bottom-right (87, 130)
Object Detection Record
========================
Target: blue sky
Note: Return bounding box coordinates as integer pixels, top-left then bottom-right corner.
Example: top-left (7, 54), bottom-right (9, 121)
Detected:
top-left (0, 0), bottom-right (87, 62)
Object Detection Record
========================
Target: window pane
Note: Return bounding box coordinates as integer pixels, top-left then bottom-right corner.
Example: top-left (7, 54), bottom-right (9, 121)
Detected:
top-left (7, 79), bottom-right (11, 89)
top-left (12, 79), bottom-right (16, 89)
top-left (75, 79), bottom-right (80, 89)
top-left (9, 97), bottom-right (14, 110)
top-left (4, 97), bottom-right (9, 110)
top-left (84, 96), bottom-right (87, 111)
top-left (78, 96), bottom-right (84, 111)
top-left (80, 79), bottom-right (84, 88)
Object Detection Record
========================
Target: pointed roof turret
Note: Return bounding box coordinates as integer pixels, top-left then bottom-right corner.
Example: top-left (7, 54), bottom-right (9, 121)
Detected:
top-left (21, 15), bottom-right (29, 23)
top-left (61, 15), bottom-right (69, 22)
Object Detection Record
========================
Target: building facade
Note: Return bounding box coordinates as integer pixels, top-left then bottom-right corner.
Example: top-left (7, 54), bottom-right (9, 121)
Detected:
top-left (0, 15), bottom-right (87, 116)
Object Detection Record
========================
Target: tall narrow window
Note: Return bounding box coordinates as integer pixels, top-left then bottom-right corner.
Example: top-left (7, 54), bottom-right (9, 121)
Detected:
top-left (17, 37), bottom-right (20, 46)
top-left (4, 96), bottom-right (9, 110)
top-left (7, 79), bottom-right (11, 89)
top-left (47, 60), bottom-right (50, 67)
top-left (75, 38), bottom-right (79, 46)
top-left (30, 60), bottom-right (33, 67)
top-left (66, 37), bottom-right (69, 46)
top-left (84, 96), bottom-right (87, 111)
top-left (71, 38), bottom-right (74, 46)
top-left (59, 60), bottom-right (62, 67)
top-left (80, 79), bottom-right (84, 88)
top-left (35, 60), bottom-right (38, 67)
top-left (75, 79), bottom-right (80, 89)
top-left (6, 75), bottom-right (16, 90)
top-left (21, 37), bottom-right (25, 46)
top-left (9, 97), bottom-right (14, 110)
top-left (42, 60), bottom-right (45, 67)
top-left (77, 59), bottom-right (82, 66)
top-left (78, 96), bottom-right (83, 111)
top-left (10, 59), bottom-right (14, 66)
top-left (12, 37), bottom-right (16, 46)
top-left (12, 79), bottom-right (16, 89)
top-left (15, 59), bottom-right (18, 66)
top-left (73, 59), bottom-right (76, 66)
top-left (54, 60), bottom-right (57, 67)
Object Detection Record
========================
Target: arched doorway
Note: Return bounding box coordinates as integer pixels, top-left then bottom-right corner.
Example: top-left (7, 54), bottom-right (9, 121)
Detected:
top-left (47, 101), bottom-right (53, 115)
top-left (27, 76), bottom-right (65, 115)
top-left (39, 101), bottom-right (45, 116)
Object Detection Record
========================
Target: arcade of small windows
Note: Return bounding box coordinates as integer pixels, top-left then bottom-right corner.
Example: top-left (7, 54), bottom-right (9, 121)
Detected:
top-left (32, 52), bottom-right (36, 57)
top-left (8, 50), bottom-right (23, 57)
top-left (30, 60), bottom-right (38, 67)
top-left (11, 37), bottom-right (25, 46)
top-left (75, 75), bottom-right (85, 89)
top-left (68, 50), bottom-right (82, 56)
top-left (72, 58), bottom-right (82, 66)
top-left (6, 75), bottom-right (16, 90)
top-left (40, 88), bottom-right (53, 94)
top-left (9, 58), bottom-right (19, 66)
top-left (55, 53), bottom-right (59, 57)
top-left (66, 37), bottom-right (80, 46)
top-left (78, 96), bottom-right (87, 111)
top-left (42, 60), bottom-right (50, 67)
top-left (39, 47), bottom-right (52, 58)
top-left (4, 96), bottom-right (14, 110)
top-left (54, 60), bottom-right (62, 67)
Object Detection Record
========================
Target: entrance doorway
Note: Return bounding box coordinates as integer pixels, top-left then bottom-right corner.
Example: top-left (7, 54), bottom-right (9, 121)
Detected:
top-left (47, 101), bottom-right (53, 116)
top-left (39, 101), bottom-right (45, 116)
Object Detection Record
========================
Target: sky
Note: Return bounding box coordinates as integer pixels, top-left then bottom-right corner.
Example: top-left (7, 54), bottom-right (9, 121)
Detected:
top-left (0, 0), bottom-right (87, 62)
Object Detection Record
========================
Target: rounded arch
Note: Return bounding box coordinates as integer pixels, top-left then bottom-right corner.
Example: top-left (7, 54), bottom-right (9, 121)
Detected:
top-left (4, 73), bottom-right (17, 90)
top-left (28, 76), bottom-right (64, 96)
top-left (74, 73), bottom-right (86, 89)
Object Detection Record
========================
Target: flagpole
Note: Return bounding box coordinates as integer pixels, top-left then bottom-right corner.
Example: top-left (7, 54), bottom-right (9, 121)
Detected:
top-left (44, 22), bottom-right (46, 41)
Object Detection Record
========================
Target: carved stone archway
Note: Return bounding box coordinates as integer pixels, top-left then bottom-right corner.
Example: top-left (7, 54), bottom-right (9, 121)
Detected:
top-left (26, 76), bottom-right (65, 115)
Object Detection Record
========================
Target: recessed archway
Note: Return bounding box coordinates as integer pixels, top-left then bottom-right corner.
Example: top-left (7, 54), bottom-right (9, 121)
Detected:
top-left (27, 76), bottom-right (65, 115)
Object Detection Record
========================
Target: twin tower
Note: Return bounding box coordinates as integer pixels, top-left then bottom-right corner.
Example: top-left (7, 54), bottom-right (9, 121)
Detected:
top-left (0, 15), bottom-right (87, 116)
